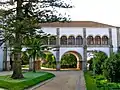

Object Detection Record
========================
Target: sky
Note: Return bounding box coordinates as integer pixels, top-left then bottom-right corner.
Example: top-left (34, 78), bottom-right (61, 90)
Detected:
top-left (1, 0), bottom-right (120, 26)
top-left (69, 0), bottom-right (120, 26)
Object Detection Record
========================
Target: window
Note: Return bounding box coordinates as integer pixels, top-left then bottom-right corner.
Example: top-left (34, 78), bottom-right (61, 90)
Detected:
top-left (42, 37), bottom-right (48, 45)
top-left (87, 36), bottom-right (94, 45)
top-left (68, 36), bottom-right (75, 45)
top-left (76, 35), bottom-right (83, 45)
top-left (95, 36), bottom-right (101, 45)
top-left (60, 36), bottom-right (67, 45)
top-left (49, 36), bottom-right (56, 45)
top-left (102, 36), bottom-right (108, 45)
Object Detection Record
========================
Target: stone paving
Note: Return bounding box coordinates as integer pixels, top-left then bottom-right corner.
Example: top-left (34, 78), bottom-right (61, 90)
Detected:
top-left (35, 71), bottom-right (86, 90)
top-left (0, 71), bottom-right (12, 76)
top-left (0, 70), bottom-right (86, 90)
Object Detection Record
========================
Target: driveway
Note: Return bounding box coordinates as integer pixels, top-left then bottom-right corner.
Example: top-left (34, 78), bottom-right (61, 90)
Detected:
top-left (35, 71), bottom-right (86, 90)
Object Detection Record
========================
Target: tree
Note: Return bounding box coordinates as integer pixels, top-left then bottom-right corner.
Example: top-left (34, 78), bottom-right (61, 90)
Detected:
top-left (103, 52), bottom-right (120, 82)
top-left (92, 51), bottom-right (107, 75)
top-left (61, 53), bottom-right (77, 68)
top-left (42, 53), bottom-right (56, 68)
top-left (24, 33), bottom-right (49, 72)
top-left (0, 0), bottom-right (72, 79)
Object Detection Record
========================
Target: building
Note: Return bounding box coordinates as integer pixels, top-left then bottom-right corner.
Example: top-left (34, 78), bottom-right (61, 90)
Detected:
top-left (0, 21), bottom-right (120, 71)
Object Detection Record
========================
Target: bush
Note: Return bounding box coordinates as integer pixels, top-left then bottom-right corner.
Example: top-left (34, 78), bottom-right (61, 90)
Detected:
top-left (103, 52), bottom-right (120, 82)
top-left (61, 54), bottom-right (77, 68)
top-left (92, 51), bottom-right (107, 75)
top-left (42, 53), bottom-right (56, 68)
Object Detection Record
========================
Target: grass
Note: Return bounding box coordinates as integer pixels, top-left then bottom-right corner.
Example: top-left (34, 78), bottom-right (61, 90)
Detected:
top-left (84, 71), bottom-right (98, 90)
top-left (0, 71), bottom-right (55, 90)
top-left (84, 71), bottom-right (120, 90)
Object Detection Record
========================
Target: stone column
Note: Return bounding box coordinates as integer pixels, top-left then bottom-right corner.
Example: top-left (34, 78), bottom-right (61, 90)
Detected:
top-left (3, 46), bottom-right (11, 71)
top-left (109, 28), bottom-right (113, 55)
top-left (117, 27), bottom-right (120, 52)
top-left (29, 58), bottom-right (33, 71)
top-left (56, 28), bottom-right (60, 70)
top-left (3, 45), bottom-right (7, 71)
top-left (83, 28), bottom-right (87, 71)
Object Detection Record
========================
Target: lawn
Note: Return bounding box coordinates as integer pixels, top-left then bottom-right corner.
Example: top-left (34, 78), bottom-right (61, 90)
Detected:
top-left (0, 71), bottom-right (55, 90)
top-left (84, 71), bottom-right (120, 90)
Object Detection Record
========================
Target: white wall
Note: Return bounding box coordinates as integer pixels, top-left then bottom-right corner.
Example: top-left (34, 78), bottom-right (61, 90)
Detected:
top-left (112, 28), bottom-right (117, 52)
top-left (60, 27), bottom-right (83, 37)
top-left (41, 27), bottom-right (57, 35)
top-left (87, 47), bottom-right (110, 56)
top-left (86, 28), bottom-right (109, 37)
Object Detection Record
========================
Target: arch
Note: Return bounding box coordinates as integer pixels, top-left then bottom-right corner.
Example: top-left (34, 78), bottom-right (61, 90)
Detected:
top-left (41, 51), bottom-right (56, 69)
top-left (76, 35), bottom-right (83, 45)
top-left (102, 35), bottom-right (109, 45)
top-left (42, 37), bottom-right (48, 45)
top-left (60, 35), bottom-right (67, 45)
top-left (61, 51), bottom-right (82, 70)
top-left (87, 35), bottom-right (94, 45)
top-left (68, 35), bottom-right (75, 45)
top-left (95, 35), bottom-right (101, 45)
top-left (87, 50), bottom-right (108, 61)
top-left (49, 36), bottom-right (56, 45)
top-left (87, 50), bottom-right (108, 71)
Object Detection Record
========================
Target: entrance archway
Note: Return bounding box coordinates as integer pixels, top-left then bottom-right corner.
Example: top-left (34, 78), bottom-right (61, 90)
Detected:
top-left (41, 51), bottom-right (56, 69)
top-left (87, 50), bottom-right (108, 70)
top-left (61, 51), bottom-right (82, 70)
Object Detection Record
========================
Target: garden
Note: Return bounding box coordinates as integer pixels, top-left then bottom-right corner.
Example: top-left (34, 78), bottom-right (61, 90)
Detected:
top-left (85, 51), bottom-right (120, 90)
top-left (42, 53), bottom-right (77, 69)
top-left (0, 71), bottom-right (55, 90)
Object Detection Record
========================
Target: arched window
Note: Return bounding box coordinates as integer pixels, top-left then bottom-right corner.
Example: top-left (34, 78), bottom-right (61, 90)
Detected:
top-left (42, 37), bottom-right (48, 45)
top-left (68, 36), bottom-right (75, 45)
top-left (49, 36), bottom-right (56, 45)
top-left (76, 35), bottom-right (83, 45)
top-left (95, 36), bottom-right (101, 45)
top-left (60, 36), bottom-right (67, 45)
top-left (87, 36), bottom-right (94, 45)
top-left (102, 36), bottom-right (108, 45)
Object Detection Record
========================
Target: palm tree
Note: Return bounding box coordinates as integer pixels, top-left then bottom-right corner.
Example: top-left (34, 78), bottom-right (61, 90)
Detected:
top-left (23, 33), bottom-right (49, 72)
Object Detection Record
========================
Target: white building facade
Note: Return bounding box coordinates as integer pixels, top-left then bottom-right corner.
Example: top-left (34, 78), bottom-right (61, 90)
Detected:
top-left (0, 21), bottom-right (120, 71)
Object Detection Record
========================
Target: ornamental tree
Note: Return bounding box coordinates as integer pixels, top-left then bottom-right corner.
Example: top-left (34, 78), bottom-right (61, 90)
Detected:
top-left (0, 0), bottom-right (72, 79)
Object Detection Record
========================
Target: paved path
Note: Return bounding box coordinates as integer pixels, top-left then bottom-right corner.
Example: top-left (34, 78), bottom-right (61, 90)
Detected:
top-left (35, 71), bottom-right (86, 90)
top-left (0, 71), bottom-right (12, 76)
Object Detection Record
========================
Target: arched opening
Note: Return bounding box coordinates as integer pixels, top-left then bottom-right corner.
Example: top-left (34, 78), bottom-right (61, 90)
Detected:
top-left (95, 35), bottom-right (101, 45)
top-left (87, 50), bottom-right (108, 71)
top-left (68, 36), bottom-right (75, 45)
top-left (49, 36), bottom-right (56, 45)
top-left (42, 36), bottom-right (48, 45)
top-left (102, 36), bottom-right (108, 45)
top-left (87, 35), bottom-right (94, 45)
top-left (61, 51), bottom-right (82, 70)
top-left (76, 35), bottom-right (83, 45)
top-left (60, 35), bottom-right (67, 45)
top-left (41, 51), bottom-right (56, 69)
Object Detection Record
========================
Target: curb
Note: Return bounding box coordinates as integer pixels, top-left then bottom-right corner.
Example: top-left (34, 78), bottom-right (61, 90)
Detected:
top-left (26, 77), bottom-right (55, 90)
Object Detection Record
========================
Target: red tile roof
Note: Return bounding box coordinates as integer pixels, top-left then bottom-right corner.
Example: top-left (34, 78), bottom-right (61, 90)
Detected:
top-left (39, 21), bottom-right (118, 28)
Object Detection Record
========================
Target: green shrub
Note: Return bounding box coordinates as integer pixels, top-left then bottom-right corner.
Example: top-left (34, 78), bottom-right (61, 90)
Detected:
top-left (61, 54), bottom-right (77, 68)
top-left (42, 53), bottom-right (56, 68)
top-left (92, 51), bottom-right (107, 75)
top-left (103, 52), bottom-right (120, 82)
